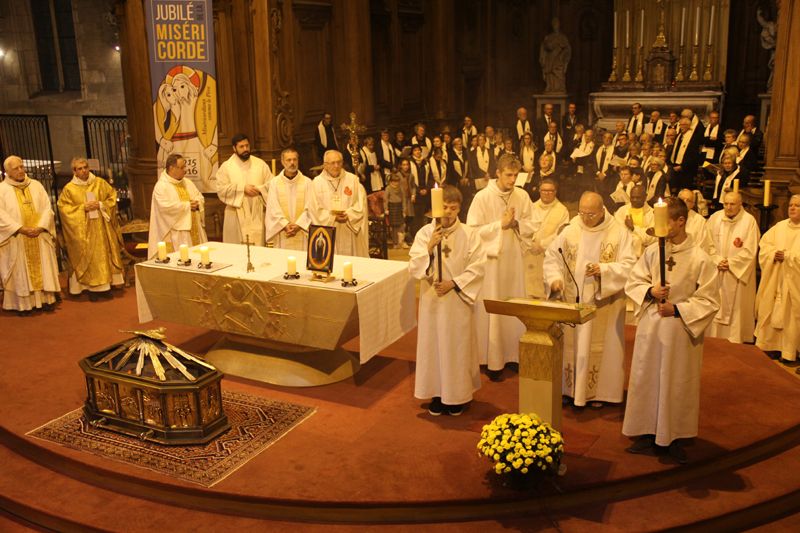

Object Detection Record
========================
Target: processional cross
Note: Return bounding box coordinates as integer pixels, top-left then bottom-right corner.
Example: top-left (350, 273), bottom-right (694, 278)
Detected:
top-left (341, 112), bottom-right (367, 170)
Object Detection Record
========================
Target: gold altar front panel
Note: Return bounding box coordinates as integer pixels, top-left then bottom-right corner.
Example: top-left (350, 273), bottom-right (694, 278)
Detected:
top-left (136, 267), bottom-right (359, 350)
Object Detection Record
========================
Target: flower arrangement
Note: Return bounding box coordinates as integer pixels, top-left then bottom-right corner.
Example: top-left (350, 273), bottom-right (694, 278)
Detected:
top-left (477, 413), bottom-right (564, 477)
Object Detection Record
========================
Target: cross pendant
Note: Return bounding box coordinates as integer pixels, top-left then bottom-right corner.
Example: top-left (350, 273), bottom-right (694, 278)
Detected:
top-left (666, 256), bottom-right (676, 271)
top-left (442, 242), bottom-right (452, 258)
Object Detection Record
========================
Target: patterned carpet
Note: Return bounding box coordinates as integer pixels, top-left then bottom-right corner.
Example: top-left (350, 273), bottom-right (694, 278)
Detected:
top-left (27, 390), bottom-right (315, 487)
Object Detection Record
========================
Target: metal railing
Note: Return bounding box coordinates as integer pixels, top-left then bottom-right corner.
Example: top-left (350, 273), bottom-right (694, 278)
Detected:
top-left (0, 114), bottom-right (58, 203)
top-left (82, 115), bottom-right (129, 181)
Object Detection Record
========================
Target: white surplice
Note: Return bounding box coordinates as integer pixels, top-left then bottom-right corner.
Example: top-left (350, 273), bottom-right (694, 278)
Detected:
top-left (755, 219), bottom-right (800, 360)
top-left (216, 155), bottom-right (272, 245)
top-left (623, 235), bottom-right (720, 446)
top-left (409, 220), bottom-right (486, 404)
top-left (304, 170), bottom-right (369, 257)
top-left (685, 209), bottom-right (707, 245)
top-left (544, 211), bottom-right (636, 406)
top-left (467, 180), bottom-right (537, 370)
top-left (147, 171), bottom-right (207, 259)
top-left (524, 199), bottom-right (569, 298)
top-left (0, 177), bottom-right (60, 310)
top-left (614, 204), bottom-right (656, 257)
top-left (704, 208), bottom-right (759, 343)
top-left (265, 171), bottom-right (312, 251)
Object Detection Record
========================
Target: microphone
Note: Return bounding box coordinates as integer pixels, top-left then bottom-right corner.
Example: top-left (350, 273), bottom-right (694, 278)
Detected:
top-left (558, 247), bottom-right (581, 304)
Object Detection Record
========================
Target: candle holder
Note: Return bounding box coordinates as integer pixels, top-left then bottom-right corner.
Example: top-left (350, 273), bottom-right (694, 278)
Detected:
top-left (198, 261), bottom-right (213, 270)
top-left (177, 258), bottom-right (192, 267)
top-left (341, 278), bottom-right (358, 288)
top-left (608, 46), bottom-right (619, 82)
top-left (689, 44), bottom-right (700, 81)
top-left (702, 44), bottom-right (713, 81)
top-left (622, 46), bottom-right (632, 82)
top-left (675, 45), bottom-right (686, 81)
top-left (634, 46), bottom-right (644, 82)
top-left (283, 272), bottom-right (301, 280)
top-left (154, 257), bottom-right (171, 265)
top-left (756, 204), bottom-right (777, 235)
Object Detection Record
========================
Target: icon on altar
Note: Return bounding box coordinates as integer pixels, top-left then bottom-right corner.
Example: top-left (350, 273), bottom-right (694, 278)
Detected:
top-left (307, 225), bottom-right (336, 274)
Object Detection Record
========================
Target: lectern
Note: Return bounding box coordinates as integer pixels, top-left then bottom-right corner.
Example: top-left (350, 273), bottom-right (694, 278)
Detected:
top-left (484, 298), bottom-right (596, 431)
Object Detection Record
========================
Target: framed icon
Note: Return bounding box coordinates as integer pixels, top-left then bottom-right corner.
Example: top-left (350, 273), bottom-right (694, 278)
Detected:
top-left (307, 224), bottom-right (336, 273)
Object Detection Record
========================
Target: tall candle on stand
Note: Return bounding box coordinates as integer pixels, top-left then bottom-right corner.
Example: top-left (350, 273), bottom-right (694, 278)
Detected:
top-left (157, 241), bottom-right (167, 261)
top-left (179, 244), bottom-right (189, 262)
top-left (680, 7), bottom-right (686, 46)
top-left (271, 158), bottom-right (277, 175)
top-left (654, 198), bottom-right (669, 237)
top-left (287, 256), bottom-right (297, 275)
top-left (626, 10), bottom-right (630, 48)
top-left (640, 9), bottom-right (644, 46)
top-left (343, 262), bottom-right (353, 283)
top-left (200, 245), bottom-right (210, 265)
top-left (431, 186), bottom-right (444, 218)
top-left (613, 11), bottom-right (617, 48)
top-left (763, 180), bottom-right (771, 206)
top-left (708, 5), bottom-right (715, 45)
top-left (694, 6), bottom-right (700, 46)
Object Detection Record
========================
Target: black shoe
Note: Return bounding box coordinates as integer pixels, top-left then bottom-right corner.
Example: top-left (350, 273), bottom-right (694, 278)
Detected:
top-left (668, 441), bottom-right (688, 464)
top-left (427, 397), bottom-right (444, 416)
top-left (562, 396), bottom-right (573, 407)
top-left (42, 303), bottom-right (56, 312)
top-left (447, 403), bottom-right (468, 416)
top-left (505, 362), bottom-right (519, 374)
top-left (780, 358), bottom-right (800, 367)
top-left (88, 292), bottom-right (99, 302)
top-left (626, 435), bottom-right (655, 455)
top-left (487, 369), bottom-right (504, 382)
top-left (765, 351), bottom-right (781, 360)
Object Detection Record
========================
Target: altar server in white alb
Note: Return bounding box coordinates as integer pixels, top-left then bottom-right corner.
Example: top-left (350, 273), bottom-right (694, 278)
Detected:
top-left (524, 178), bottom-right (569, 298)
top-left (265, 148), bottom-right (311, 250)
top-left (623, 197), bottom-right (719, 464)
top-left (704, 191), bottom-right (759, 344)
top-left (468, 154), bottom-right (536, 381)
top-left (677, 189), bottom-right (707, 244)
top-left (410, 186), bottom-right (486, 416)
top-left (755, 194), bottom-right (800, 363)
top-left (544, 192), bottom-right (636, 409)
top-left (216, 133), bottom-right (272, 246)
top-left (0, 156), bottom-right (60, 313)
top-left (147, 153), bottom-right (207, 259)
top-left (304, 150), bottom-right (368, 257)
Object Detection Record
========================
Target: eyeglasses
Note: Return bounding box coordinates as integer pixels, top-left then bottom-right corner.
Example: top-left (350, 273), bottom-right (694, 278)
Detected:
top-left (578, 211), bottom-right (601, 219)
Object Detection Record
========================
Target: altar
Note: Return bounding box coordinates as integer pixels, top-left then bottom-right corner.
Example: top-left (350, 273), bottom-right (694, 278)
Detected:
top-left (135, 243), bottom-right (416, 386)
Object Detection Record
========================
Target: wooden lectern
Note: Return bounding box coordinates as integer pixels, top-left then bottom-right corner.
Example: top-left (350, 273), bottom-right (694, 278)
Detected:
top-left (484, 298), bottom-right (596, 431)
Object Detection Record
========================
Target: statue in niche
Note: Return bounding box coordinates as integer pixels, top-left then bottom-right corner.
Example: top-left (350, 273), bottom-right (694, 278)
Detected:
top-left (539, 18), bottom-right (571, 93)
top-left (756, 6), bottom-right (777, 91)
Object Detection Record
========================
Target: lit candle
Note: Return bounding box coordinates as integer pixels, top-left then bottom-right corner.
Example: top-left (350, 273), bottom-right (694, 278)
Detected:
top-left (431, 186), bottom-right (444, 218)
top-left (343, 261), bottom-right (353, 283)
top-left (287, 256), bottom-right (297, 275)
top-left (200, 245), bottom-right (210, 265)
top-left (763, 180), bottom-right (771, 206)
top-left (271, 158), bottom-right (277, 175)
top-left (680, 7), bottom-right (686, 46)
top-left (708, 5), bottom-right (715, 46)
top-left (626, 10), bottom-right (630, 48)
top-left (179, 244), bottom-right (189, 262)
top-left (733, 179), bottom-right (740, 194)
top-left (157, 241), bottom-right (167, 261)
top-left (694, 6), bottom-right (700, 46)
top-left (654, 198), bottom-right (668, 237)
top-left (613, 11), bottom-right (618, 48)
top-left (640, 9), bottom-right (644, 46)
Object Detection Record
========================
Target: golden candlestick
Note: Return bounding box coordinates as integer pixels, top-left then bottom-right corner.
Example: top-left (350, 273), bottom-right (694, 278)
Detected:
top-left (689, 44), bottom-right (700, 81)
top-left (675, 45), bottom-right (686, 81)
top-left (702, 44), bottom-right (714, 81)
top-left (635, 46), bottom-right (644, 82)
top-left (622, 46), bottom-right (632, 82)
top-left (608, 46), bottom-right (619, 82)
top-left (652, 0), bottom-right (667, 49)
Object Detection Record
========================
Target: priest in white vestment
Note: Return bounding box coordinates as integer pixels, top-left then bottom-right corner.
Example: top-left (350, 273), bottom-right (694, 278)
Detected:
top-left (0, 156), bottom-right (61, 312)
top-left (623, 197), bottom-right (719, 463)
top-left (544, 192), bottom-right (636, 408)
top-left (704, 192), bottom-right (759, 344)
top-left (147, 153), bottom-right (208, 259)
top-left (304, 150), bottom-right (369, 257)
top-left (677, 189), bottom-right (707, 245)
top-left (410, 186), bottom-right (486, 416)
top-left (524, 178), bottom-right (569, 298)
top-left (265, 148), bottom-right (311, 250)
top-left (216, 134), bottom-right (272, 246)
top-left (755, 194), bottom-right (800, 362)
top-left (468, 154), bottom-right (537, 380)
top-left (614, 185), bottom-right (656, 257)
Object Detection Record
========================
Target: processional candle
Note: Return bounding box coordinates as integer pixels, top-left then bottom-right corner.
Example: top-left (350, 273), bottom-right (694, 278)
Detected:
top-left (733, 179), bottom-right (740, 194)
top-left (763, 180), bottom-right (771, 206)
top-left (654, 198), bottom-right (669, 237)
top-left (431, 186), bottom-right (444, 218)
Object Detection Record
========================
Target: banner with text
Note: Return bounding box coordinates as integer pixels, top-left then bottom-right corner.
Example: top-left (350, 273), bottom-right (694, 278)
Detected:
top-left (145, 0), bottom-right (218, 192)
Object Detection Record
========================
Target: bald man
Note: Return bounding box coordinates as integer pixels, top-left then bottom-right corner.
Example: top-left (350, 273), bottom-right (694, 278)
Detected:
top-left (704, 192), bottom-right (759, 343)
top-left (677, 188), bottom-right (707, 244)
top-left (544, 192), bottom-right (637, 409)
top-left (0, 156), bottom-right (61, 314)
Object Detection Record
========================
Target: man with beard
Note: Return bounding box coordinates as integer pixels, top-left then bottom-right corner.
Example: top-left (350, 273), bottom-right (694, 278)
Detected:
top-left (265, 148), bottom-right (312, 250)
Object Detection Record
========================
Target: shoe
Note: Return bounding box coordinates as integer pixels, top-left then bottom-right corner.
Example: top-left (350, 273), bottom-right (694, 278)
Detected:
top-left (625, 435), bottom-right (655, 455)
top-left (427, 397), bottom-right (444, 416)
top-left (487, 369), bottom-right (503, 382)
top-left (589, 401), bottom-right (604, 410)
top-left (765, 351), bottom-right (781, 360)
top-left (447, 403), bottom-right (468, 416)
top-left (795, 367), bottom-right (800, 375)
top-left (780, 358), bottom-right (799, 367)
top-left (668, 441), bottom-right (688, 464)
top-left (505, 362), bottom-right (519, 373)
top-left (42, 303), bottom-right (56, 312)
top-left (561, 396), bottom-right (573, 407)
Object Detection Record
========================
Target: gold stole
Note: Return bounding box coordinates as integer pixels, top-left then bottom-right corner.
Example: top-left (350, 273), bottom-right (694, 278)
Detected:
top-left (277, 178), bottom-right (306, 245)
top-left (13, 184), bottom-right (43, 291)
top-left (171, 181), bottom-right (202, 245)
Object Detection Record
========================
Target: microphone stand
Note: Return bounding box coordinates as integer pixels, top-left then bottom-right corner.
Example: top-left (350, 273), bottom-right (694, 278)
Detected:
top-left (558, 247), bottom-right (580, 304)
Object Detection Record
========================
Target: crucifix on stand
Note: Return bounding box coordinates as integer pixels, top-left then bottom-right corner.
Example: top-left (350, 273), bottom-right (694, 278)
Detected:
top-left (242, 234), bottom-right (255, 273)
top-left (340, 112), bottom-right (367, 172)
